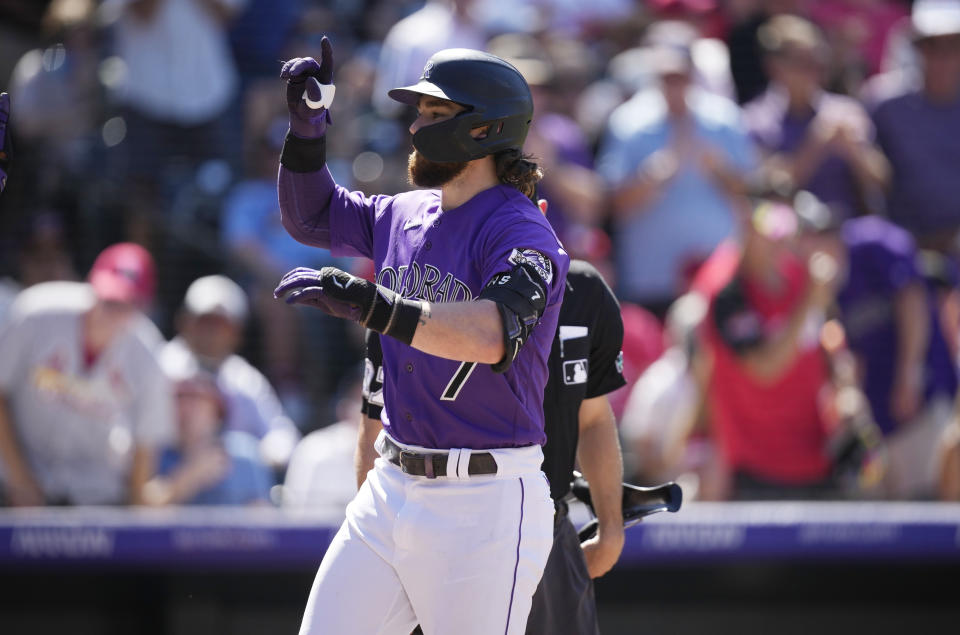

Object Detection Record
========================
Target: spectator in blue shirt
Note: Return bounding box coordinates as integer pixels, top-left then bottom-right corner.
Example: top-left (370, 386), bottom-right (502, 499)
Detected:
top-left (144, 372), bottom-right (274, 506)
top-left (597, 44), bottom-right (757, 319)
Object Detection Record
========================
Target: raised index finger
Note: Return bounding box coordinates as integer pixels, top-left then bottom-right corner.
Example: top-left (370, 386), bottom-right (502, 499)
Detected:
top-left (318, 36), bottom-right (334, 84)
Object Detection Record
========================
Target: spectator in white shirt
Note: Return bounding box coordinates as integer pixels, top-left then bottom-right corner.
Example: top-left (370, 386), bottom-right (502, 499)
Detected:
top-left (160, 275), bottom-right (300, 471)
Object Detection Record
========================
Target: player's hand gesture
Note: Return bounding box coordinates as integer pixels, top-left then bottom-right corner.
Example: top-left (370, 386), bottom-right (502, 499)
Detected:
top-left (274, 266), bottom-right (377, 322)
top-left (281, 36), bottom-right (335, 139)
top-left (0, 92), bottom-right (11, 193)
top-left (275, 266), bottom-right (422, 345)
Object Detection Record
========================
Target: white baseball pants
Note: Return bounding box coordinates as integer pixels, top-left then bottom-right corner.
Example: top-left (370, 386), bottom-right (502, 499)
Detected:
top-left (298, 432), bottom-right (554, 635)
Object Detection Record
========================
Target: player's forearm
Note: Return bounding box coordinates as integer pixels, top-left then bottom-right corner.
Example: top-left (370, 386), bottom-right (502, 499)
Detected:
top-left (278, 165), bottom-right (336, 249)
top-left (355, 415), bottom-right (382, 489)
top-left (577, 397), bottom-right (624, 531)
top-left (409, 300), bottom-right (505, 364)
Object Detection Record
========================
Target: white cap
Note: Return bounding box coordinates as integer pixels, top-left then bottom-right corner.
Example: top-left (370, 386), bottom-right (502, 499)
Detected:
top-left (183, 275), bottom-right (249, 323)
top-left (912, 0), bottom-right (960, 40)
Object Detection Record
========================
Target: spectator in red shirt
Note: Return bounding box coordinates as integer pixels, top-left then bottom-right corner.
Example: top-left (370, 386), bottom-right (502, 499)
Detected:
top-left (696, 198), bottom-right (838, 499)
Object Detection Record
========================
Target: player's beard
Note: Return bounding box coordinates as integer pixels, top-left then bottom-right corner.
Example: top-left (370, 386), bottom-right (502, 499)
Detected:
top-left (407, 150), bottom-right (468, 188)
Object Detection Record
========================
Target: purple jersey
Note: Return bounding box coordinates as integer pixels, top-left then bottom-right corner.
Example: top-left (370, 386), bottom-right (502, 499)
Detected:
top-left (280, 166), bottom-right (569, 449)
top-left (744, 89), bottom-right (871, 219)
top-left (871, 86), bottom-right (960, 235)
top-left (837, 216), bottom-right (957, 435)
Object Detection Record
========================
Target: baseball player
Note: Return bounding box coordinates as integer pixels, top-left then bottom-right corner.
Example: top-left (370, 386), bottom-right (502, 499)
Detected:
top-left (360, 251), bottom-right (627, 635)
top-left (526, 254), bottom-right (626, 634)
top-left (274, 39), bottom-right (569, 635)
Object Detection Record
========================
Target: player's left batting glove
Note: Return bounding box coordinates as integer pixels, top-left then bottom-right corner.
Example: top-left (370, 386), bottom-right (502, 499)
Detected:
top-left (280, 36), bottom-right (335, 140)
top-left (0, 92), bottom-right (11, 193)
top-left (274, 267), bottom-right (423, 345)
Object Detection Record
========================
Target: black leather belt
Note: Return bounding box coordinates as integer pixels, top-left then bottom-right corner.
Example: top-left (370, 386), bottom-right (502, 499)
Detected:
top-left (382, 436), bottom-right (498, 479)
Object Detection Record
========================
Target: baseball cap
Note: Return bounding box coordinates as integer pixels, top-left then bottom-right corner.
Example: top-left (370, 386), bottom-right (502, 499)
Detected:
top-left (87, 242), bottom-right (156, 307)
top-left (183, 275), bottom-right (248, 323)
top-left (912, 0), bottom-right (960, 41)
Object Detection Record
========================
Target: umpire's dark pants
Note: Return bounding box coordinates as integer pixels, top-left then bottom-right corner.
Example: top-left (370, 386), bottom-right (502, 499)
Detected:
top-left (525, 501), bottom-right (600, 635)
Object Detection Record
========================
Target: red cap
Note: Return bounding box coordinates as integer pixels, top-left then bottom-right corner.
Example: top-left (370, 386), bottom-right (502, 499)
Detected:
top-left (87, 243), bottom-right (156, 307)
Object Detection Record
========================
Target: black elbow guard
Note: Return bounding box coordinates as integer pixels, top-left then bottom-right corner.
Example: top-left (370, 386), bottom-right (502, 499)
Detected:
top-left (479, 262), bottom-right (549, 373)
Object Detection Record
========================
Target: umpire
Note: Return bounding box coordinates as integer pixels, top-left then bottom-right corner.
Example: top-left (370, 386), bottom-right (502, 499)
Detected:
top-left (359, 253), bottom-right (627, 635)
top-left (526, 255), bottom-right (627, 635)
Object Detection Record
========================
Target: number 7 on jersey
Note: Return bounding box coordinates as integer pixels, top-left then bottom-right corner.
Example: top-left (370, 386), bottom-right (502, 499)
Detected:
top-left (441, 361), bottom-right (477, 401)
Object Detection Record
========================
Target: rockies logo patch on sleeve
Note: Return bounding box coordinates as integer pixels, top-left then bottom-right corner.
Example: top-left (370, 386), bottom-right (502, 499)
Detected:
top-left (508, 249), bottom-right (553, 284)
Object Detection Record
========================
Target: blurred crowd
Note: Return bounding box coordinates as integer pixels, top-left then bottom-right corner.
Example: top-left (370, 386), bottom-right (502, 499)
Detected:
top-left (2, 0), bottom-right (960, 509)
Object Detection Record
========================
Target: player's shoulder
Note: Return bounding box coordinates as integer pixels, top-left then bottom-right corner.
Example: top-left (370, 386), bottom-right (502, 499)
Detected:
top-left (564, 259), bottom-right (621, 319)
top-left (567, 259), bottom-right (603, 284)
top-left (485, 187), bottom-right (558, 238)
top-left (384, 188), bottom-right (440, 221)
top-left (566, 259), bottom-right (613, 297)
top-left (8, 281), bottom-right (94, 322)
top-left (392, 188), bottom-right (439, 207)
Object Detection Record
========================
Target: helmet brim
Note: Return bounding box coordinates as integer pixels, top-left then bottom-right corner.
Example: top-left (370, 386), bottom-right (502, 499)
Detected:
top-left (388, 81), bottom-right (455, 106)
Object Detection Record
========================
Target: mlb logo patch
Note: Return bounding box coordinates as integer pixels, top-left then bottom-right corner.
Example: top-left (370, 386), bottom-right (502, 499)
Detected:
top-left (563, 359), bottom-right (588, 385)
top-left (508, 249), bottom-right (553, 284)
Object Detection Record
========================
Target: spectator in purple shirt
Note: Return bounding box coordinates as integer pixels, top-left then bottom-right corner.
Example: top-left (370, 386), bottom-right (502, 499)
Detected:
top-left (795, 192), bottom-right (957, 499)
top-left (744, 15), bottom-right (890, 219)
top-left (869, 0), bottom-right (960, 252)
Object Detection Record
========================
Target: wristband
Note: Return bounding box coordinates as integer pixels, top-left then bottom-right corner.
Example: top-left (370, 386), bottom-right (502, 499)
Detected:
top-left (362, 286), bottom-right (422, 346)
top-left (280, 133), bottom-right (327, 173)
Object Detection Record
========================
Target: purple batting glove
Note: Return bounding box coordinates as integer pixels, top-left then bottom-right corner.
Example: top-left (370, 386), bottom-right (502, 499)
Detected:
top-left (275, 266), bottom-right (424, 345)
top-left (274, 266), bottom-right (377, 322)
top-left (0, 92), bottom-right (10, 193)
top-left (280, 36), bottom-right (335, 139)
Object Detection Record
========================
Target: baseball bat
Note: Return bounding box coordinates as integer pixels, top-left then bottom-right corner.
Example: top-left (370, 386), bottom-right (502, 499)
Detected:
top-left (570, 472), bottom-right (682, 543)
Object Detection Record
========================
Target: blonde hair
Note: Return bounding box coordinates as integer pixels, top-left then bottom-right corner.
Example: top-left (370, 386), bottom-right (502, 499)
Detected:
top-left (758, 15), bottom-right (827, 56)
